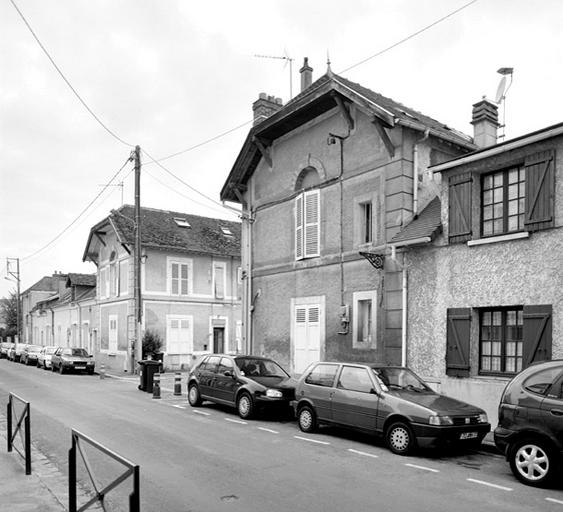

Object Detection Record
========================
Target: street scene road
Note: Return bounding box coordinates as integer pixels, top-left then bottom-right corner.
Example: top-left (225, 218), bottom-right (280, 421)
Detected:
top-left (1, 360), bottom-right (562, 512)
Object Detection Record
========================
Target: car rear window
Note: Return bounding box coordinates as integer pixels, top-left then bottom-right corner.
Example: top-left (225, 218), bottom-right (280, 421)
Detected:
top-left (305, 364), bottom-right (339, 387)
top-left (523, 366), bottom-right (563, 395)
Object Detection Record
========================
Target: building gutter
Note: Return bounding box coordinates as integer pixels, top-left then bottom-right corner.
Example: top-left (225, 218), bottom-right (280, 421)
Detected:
top-left (390, 236), bottom-right (432, 248)
top-left (431, 123), bottom-right (563, 172)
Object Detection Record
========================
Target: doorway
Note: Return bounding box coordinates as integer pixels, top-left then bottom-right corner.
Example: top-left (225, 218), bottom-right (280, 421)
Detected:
top-left (213, 327), bottom-right (225, 353)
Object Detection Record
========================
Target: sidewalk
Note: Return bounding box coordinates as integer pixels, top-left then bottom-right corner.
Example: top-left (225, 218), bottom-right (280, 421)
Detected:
top-left (0, 416), bottom-right (67, 512)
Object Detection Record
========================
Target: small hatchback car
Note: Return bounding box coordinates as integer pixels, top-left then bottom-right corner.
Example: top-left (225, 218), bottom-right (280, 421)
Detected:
top-left (187, 354), bottom-right (295, 419)
top-left (293, 362), bottom-right (490, 455)
top-left (494, 359), bottom-right (563, 487)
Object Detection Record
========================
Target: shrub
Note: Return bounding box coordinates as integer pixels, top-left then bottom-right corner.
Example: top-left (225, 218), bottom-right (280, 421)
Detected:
top-left (142, 330), bottom-right (163, 359)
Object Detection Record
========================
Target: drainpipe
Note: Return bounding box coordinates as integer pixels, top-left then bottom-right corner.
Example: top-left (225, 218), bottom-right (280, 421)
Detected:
top-left (412, 129), bottom-right (430, 216)
top-left (328, 128), bottom-right (351, 332)
top-left (390, 245), bottom-right (408, 367)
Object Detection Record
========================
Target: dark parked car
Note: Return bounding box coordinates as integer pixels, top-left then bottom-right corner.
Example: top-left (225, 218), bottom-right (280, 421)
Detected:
top-left (8, 343), bottom-right (28, 362)
top-left (293, 362), bottom-right (490, 455)
top-left (187, 354), bottom-right (296, 419)
top-left (20, 344), bottom-right (43, 365)
top-left (494, 359), bottom-right (563, 487)
top-left (51, 347), bottom-right (95, 374)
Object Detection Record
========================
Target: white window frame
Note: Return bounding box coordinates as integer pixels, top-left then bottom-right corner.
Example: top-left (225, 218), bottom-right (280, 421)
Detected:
top-left (353, 290), bottom-right (377, 349)
top-left (168, 257), bottom-right (193, 296)
top-left (295, 189), bottom-right (320, 260)
top-left (108, 315), bottom-right (118, 353)
top-left (213, 262), bottom-right (227, 299)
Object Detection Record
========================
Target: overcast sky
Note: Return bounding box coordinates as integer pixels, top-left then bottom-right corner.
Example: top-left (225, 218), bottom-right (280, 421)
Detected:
top-left (1, 0), bottom-right (562, 298)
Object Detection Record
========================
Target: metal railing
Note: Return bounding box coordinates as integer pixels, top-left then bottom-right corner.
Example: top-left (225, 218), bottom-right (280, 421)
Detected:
top-left (7, 393), bottom-right (31, 475)
top-left (69, 429), bottom-right (140, 512)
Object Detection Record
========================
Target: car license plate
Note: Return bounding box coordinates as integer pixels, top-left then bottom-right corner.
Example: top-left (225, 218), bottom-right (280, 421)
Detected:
top-left (460, 432), bottom-right (478, 440)
top-left (75, 366), bottom-right (85, 369)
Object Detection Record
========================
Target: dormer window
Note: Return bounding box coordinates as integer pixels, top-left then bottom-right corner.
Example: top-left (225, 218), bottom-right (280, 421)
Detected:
top-left (174, 217), bottom-right (191, 228)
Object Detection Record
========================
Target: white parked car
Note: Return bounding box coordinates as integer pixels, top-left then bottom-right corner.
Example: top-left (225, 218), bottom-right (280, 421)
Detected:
top-left (37, 346), bottom-right (57, 370)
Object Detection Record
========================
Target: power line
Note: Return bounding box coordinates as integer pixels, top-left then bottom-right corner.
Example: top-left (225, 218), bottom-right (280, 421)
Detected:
top-left (143, 168), bottom-right (238, 218)
top-left (9, 0), bottom-right (134, 148)
top-left (339, 0), bottom-right (479, 74)
top-left (141, 148), bottom-right (228, 211)
top-left (21, 158), bottom-right (132, 262)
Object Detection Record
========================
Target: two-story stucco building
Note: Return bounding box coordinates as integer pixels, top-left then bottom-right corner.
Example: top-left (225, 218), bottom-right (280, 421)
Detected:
top-left (83, 205), bottom-right (242, 372)
top-left (221, 60), bottom-right (476, 373)
top-left (393, 101), bottom-right (563, 421)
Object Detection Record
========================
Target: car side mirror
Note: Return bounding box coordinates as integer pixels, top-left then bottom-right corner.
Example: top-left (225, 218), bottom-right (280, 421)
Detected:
top-left (370, 388), bottom-right (382, 397)
top-left (224, 370), bottom-right (234, 378)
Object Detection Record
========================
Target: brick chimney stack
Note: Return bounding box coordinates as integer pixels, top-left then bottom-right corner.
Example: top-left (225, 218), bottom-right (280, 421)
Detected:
top-left (471, 97), bottom-right (499, 148)
top-left (252, 93), bottom-right (283, 126)
top-left (300, 57), bottom-right (313, 92)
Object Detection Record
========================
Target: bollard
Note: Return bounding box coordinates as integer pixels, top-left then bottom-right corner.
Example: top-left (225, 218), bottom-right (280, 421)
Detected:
top-left (152, 373), bottom-right (161, 399)
top-left (99, 363), bottom-right (105, 380)
top-left (174, 372), bottom-right (182, 396)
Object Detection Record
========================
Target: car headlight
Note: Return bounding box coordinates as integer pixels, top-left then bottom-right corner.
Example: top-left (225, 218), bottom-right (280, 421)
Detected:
top-left (429, 415), bottom-right (454, 426)
top-left (265, 389), bottom-right (283, 398)
top-left (477, 413), bottom-right (488, 423)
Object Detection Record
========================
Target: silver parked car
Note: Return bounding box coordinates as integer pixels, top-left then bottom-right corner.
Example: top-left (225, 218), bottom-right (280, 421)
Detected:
top-left (37, 346), bottom-right (57, 370)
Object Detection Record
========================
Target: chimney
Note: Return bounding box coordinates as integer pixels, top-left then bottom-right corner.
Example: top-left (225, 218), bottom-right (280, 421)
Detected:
top-left (471, 97), bottom-right (499, 148)
top-left (300, 57), bottom-right (313, 92)
top-left (252, 93), bottom-right (283, 126)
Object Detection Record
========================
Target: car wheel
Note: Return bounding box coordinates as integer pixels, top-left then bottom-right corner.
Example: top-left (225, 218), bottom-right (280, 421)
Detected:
top-left (386, 421), bottom-right (416, 455)
top-left (237, 392), bottom-right (254, 419)
top-left (297, 405), bottom-right (317, 433)
top-left (509, 438), bottom-right (556, 487)
top-left (188, 384), bottom-right (202, 407)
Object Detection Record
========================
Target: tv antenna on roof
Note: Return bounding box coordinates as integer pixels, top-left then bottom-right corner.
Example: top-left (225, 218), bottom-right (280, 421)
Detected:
top-left (495, 67), bottom-right (514, 141)
top-left (255, 50), bottom-right (294, 99)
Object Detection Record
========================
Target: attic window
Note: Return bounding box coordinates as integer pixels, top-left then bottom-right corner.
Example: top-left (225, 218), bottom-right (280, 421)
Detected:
top-left (174, 217), bottom-right (191, 228)
top-left (220, 226), bottom-right (233, 236)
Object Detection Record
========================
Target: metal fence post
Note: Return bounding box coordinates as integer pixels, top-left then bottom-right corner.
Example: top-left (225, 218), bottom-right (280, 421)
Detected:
top-left (24, 404), bottom-right (31, 475)
top-left (7, 397), bottom-right (12, 453)
top-left (130, 465), bottom-right (140, 512)
top-left (69, 434), bottom-right (76, 512)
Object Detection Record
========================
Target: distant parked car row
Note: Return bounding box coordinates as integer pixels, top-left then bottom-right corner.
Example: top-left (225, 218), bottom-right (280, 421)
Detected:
top-left (0, 342), bottom-right (95, 375)
top-left (187, 354), bottom-right (563, 489)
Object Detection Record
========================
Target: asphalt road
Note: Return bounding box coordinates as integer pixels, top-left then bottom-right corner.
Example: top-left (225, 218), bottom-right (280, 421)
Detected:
top-left (1, 358), bottom-right (562, 512)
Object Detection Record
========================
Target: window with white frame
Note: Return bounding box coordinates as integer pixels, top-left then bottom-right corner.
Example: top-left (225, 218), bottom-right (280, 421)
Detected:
top-left (360, 201), bottom-right (373, 244)
top-left (295, 189), bottom-right (320, 260)
top-left (109, 251), bottom-right (118, 296)
top-left (108, 315), bottom-right (118, 352)
top-left (169, 259), bottom-right (192, 296)
top-left (353, 291), bottom-right (377, 349)
top-left (213, 263), bottom-right (226, 299)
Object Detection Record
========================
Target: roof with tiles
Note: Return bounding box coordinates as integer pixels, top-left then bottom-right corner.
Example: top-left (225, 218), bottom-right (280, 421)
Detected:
top-left (390, 196), bottom-right (442, 246)
top-left (85, 205), bottom-right (241, 261)
top-left (66, 273), bottom-right (96, 287)
top-left (22, 274), bottom-right (67, 295)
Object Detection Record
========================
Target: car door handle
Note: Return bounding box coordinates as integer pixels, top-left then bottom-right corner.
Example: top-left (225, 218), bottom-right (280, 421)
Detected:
top-left (550, 409), bottom-right (563, 416)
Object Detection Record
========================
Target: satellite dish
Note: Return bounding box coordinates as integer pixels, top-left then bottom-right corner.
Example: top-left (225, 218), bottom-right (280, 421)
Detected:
top-left (495, 75), bottom-right (507, 104)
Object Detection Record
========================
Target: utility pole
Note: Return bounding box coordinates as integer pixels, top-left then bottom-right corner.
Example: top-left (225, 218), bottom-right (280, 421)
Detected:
top-left (6, 258), bottom-right (21, 345)
top-left (133, 145), bottom-right (143, 372)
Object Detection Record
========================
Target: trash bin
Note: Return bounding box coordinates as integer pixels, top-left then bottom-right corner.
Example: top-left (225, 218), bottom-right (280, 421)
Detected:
top-left (138, 360), bottom-right (161, 393)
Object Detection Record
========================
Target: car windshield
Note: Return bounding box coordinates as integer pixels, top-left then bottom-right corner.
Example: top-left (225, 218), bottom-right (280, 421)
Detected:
top-left (45, 347), bottom-right (57, 354)
top-left (29, 345), bottom-right (42, 352)
top-left (372, 367), bottom-right (431, 393)
top-left (63, 348), bottom-right (89, 357)
top-left (235, 358), bottom-right (288, 378)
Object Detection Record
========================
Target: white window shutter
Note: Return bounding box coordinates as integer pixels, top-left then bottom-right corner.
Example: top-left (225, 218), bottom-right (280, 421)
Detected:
top-left (304, 190), bottom-right (320, 257)
top-left (295, 195), bottom-right (304, 260)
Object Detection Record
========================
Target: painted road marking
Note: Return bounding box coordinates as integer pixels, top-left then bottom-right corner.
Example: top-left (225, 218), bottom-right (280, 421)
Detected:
top-left (258, 427), bottom-right (279, 434)
top-left (171, 404), bottom-right (187, 409)
top-left (348, 449), bottom-right (379, 458)
top-left (193, 410), bottom-right (211, 416)
top-left (405, 463), bottom-right (439, 473)
top-left (546, 498), bottom-right (563, 505)
top-left (225, 418), bottom-right (248, 425)
top-left (294, 436), bottom-right (330, 445)
top-left (466, 478), bottom-right (512, 491)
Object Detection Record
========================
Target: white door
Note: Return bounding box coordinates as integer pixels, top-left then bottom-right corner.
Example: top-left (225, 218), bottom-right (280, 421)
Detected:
top-left (166, 316), bottom-right (193, 355)
top-left (294, 305), bottom-right (321, 374)
top-left (108, 315), bottom-right (118, 352)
